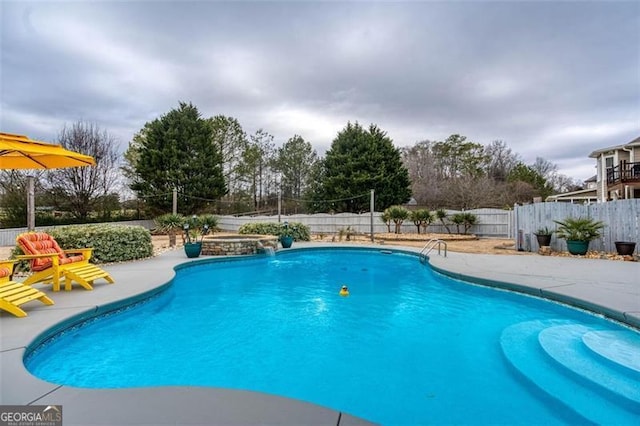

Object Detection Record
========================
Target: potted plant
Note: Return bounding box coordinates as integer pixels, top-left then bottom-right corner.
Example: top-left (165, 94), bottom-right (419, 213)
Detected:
top-left (534, 227), bottom-right (553, 247)
top-left (614, 241), bottom-right (636, 256)
top-left (182, 215), bottom-right (210, 258)
top-left (554, 217), bottom-right (605, 255)
top-left (279, 221), bottom-right (295, 248)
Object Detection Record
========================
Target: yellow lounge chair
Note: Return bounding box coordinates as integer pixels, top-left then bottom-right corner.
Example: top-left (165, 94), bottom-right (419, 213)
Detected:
top-left (0, 259), bottom-right (54, 317)
top-left (17, 232), bottom-right (115, 292)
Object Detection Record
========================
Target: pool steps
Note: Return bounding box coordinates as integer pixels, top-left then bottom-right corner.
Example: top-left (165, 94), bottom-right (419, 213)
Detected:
top-left (500, 320), bottom-right (640, 424)
top-left (582, 330), bottom-right (640, 377)
top-left (538, 324), bottom-right (640, 406)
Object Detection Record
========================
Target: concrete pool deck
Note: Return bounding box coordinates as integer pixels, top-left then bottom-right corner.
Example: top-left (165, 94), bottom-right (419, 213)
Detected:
top-left (1, 243), bottom-right (638, 425)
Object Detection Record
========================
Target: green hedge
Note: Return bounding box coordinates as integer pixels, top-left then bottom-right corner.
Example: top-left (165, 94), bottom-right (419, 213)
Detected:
top-left (238, 222), bottom-right (311, 241)
top-left (13, 225), bottom-right (153, 265)
top-left (48, 225), bottom-right (153, 263)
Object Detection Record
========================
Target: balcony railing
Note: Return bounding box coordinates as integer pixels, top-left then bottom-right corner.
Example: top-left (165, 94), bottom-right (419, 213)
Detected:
top-left (606, 161), bottom-right (640, 184)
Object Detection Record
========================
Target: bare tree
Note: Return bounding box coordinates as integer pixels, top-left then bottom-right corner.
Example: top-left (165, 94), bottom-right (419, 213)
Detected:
top-left (532, 156), bottom-right (584, 194)
top-left (531, 157), bottom-right (557, 179)
top-left (549, 173), bottom-right (584, 193)
top-left (485, 140), bottom-right (521, 182)
top-left (45, 121), bottom-right (120, 219)
top-left (401, 141), bottom-right (444, 206)
top-left (239, 129), bottom-right (276, 210)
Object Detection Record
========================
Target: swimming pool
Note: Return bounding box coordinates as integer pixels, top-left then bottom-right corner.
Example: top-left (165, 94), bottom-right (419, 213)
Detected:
top-left (25, 248), bottom-right (640, 424)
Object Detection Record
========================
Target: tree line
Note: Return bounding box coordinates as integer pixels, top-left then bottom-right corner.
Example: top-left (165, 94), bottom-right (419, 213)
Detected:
top-left (1, 101), bottom-right (583, 226)
top-left (123, 103), bottom-right (411, 215)
top-left (402, 135), bottom-right (582, 209)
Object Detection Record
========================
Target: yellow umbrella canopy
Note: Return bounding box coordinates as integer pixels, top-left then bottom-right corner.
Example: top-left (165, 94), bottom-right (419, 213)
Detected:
top-left (0, 132), bottom-right (95, 169)
top-left (0, 131), bottom-right (96, 231)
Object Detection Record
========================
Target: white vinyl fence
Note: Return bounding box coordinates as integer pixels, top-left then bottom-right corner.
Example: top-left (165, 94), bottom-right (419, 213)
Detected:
top-left (217, 208), bottom-right (514, 238)
top-left (1, 202), bottom-right (636, 254)
top-left (514, 200), bottom-right (640, 253)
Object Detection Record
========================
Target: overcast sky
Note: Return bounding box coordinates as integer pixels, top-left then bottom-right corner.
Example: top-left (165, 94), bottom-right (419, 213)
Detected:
top-left (2, 0), bottom-right (639, 181)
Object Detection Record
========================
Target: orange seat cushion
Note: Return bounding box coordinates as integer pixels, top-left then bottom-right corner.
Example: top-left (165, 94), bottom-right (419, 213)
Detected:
top-left (17, 233), bottom-right (84, 272)
top-left (0, 267), bottom-right (11, 278)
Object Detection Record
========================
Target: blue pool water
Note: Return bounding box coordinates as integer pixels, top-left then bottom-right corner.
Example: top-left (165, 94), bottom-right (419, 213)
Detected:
top-left (26, 248), bottom-right (640, 424)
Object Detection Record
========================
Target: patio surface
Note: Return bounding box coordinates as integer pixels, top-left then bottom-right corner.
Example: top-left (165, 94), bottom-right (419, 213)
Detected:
top-left (0, 243), bottom-right (638, 425)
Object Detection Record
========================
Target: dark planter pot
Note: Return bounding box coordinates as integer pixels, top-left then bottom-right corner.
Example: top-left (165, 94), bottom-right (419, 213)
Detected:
top-left (280, 236), bottom-right (294, 248)
top-left (184, 242), bottom-right (202, 258)
top-left (614, 241), bottom-right (636, 256)
top-left (535, 234), bottom-right (552, 247)
top-left (566, 240), bottom-right (589, 255)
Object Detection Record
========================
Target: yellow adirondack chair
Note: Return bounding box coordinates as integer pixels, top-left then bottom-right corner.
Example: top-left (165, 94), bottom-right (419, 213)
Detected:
top-left (17, 232), bottom-right (115, 292)
top-left (0, 259), bottom-right (54, 317)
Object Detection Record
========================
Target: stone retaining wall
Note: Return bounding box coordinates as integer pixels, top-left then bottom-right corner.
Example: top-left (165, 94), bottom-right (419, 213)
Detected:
top-left (201, 236), bottom-right (279, 256)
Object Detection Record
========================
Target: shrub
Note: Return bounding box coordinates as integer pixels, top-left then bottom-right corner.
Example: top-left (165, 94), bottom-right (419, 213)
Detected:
top-left (46, 224), bottom-right (153, 263)
top-left (238, 222), bottom-right (281, 236)
top-left (238, 222), bottom-right (311, 241)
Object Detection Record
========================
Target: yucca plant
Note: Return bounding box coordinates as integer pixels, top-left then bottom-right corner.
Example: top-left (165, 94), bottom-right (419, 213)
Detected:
top-left (410, 209), bottom-right (433, 234)
top-left (380, 210), bottom-right (392, 233)
top-left (385, 205), bottom-right (409, 234)
top-left (554, 217), bottom-right (604, 242)
top-left (155, 213), bottom-right (185, 247)
top-left (534, 226), bottom-right (554, 236)
top-left (450, 212), bottom-right (478, 235)
top-left (199, 214), bottom-right (220, 233)
top-left (435, 208), bottom-right (452, 234)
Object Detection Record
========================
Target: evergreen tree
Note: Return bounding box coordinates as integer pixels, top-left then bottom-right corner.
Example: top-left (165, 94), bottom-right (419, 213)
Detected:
top-left (308, 122), bottom-right (411, 212)
top-left (507, 162), bottom-right (554, 200)
top-left (275, 135), bottom-right (318, 199)
top-left (130, 102), bottom-right (226, 214)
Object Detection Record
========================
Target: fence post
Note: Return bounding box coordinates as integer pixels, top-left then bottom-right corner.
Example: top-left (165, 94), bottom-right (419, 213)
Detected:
top-left (278, 186), bottom-right (282, 223)
top-left (27, 175), bottom-right (35, 231)
top-left (370, 189), bottom-right (375, 242)
top-left (172, 187), bottom-right (177, 215)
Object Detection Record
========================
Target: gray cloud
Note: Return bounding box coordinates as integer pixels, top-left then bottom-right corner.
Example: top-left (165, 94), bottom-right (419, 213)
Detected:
top-left (1, 0), bottom-right (638, 181)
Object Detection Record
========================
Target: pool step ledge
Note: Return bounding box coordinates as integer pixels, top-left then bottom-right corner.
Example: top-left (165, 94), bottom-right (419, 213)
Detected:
top-left (538, 324), bottom-right (640, 406)
top-left (582, 329), bottom-right (640, 377)
top-left (500, 320), bottom-right (639, 424)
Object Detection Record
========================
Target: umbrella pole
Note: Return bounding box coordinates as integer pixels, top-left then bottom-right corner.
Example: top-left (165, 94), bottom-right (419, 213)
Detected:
top-left (27, 175), bottom-right (35, 231)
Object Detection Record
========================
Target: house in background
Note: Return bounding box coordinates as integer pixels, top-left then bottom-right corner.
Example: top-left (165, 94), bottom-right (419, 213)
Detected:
top-left (546, 175), bottom-right (597, 203)
top-left (546, 135), bottom-right (640, 203)
top-left (589, 136), bottom-right (640, 202)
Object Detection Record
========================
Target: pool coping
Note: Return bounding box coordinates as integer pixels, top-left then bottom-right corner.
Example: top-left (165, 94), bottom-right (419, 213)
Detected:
top-left (1, 243), bottom-right (639, 425)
